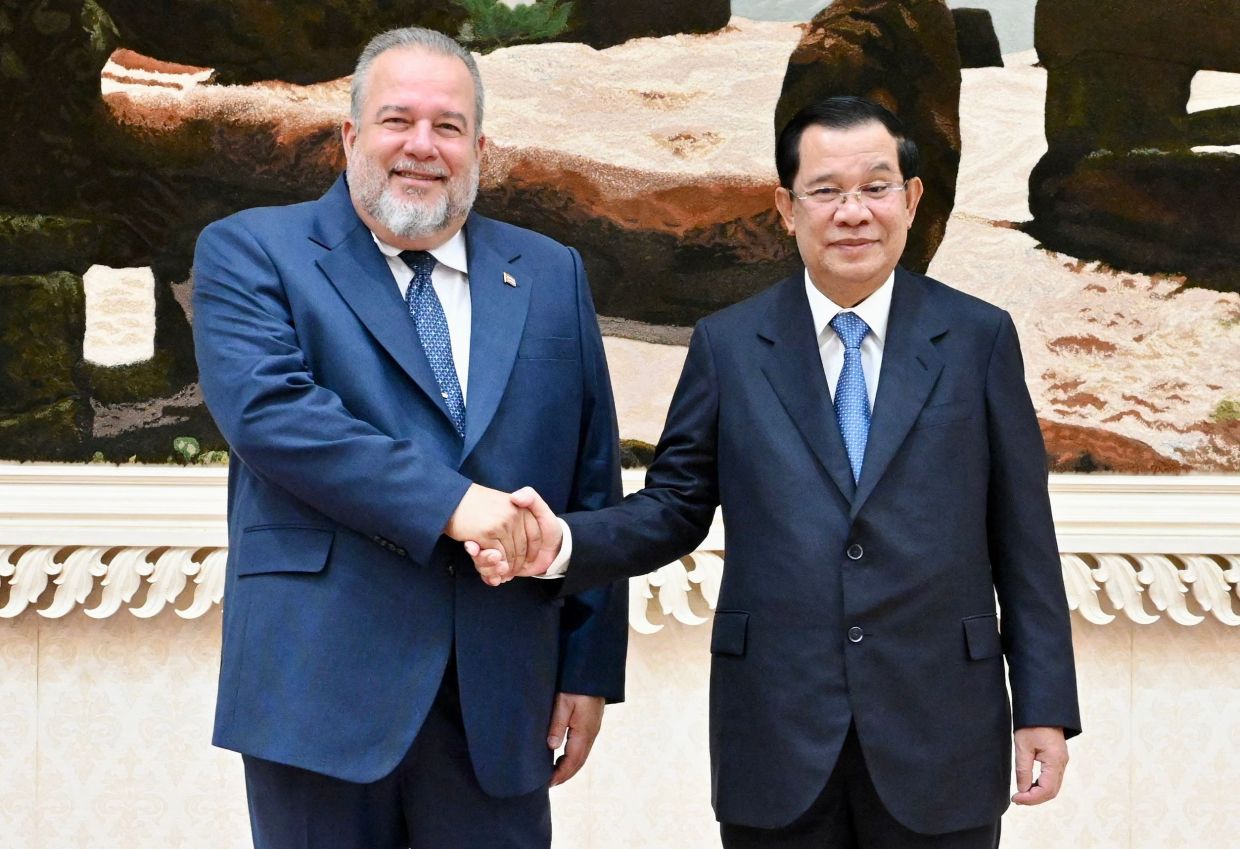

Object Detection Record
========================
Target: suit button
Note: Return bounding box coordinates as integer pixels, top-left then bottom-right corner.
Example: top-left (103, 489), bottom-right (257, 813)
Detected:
top-left (447, 563), bottom-right (455, 575)
top-left (847, 626), bottom-right (864, 643)
top-left (846, 543), bottom-right (864, 561)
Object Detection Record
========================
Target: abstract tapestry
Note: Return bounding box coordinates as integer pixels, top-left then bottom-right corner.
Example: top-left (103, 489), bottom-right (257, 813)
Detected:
top-left (0, 0), bottom-right (1236, 471)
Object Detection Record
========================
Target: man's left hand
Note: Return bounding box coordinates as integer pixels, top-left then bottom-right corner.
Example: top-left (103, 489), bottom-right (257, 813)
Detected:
top-left (547, 692), bottom-right (605, 786)
top-left (1012, 726), bottom-right (1069, 805)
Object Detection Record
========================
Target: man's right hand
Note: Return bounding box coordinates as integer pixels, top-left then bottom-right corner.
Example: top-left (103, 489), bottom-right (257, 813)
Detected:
top-left (465, 487), bottom-right (562, 585)
top-left (444, 483), bottom-right (540, 574)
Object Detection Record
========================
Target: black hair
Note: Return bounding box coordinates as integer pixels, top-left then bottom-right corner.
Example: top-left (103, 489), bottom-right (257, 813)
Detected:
top-left (775, 96), bottom-right (920, 189)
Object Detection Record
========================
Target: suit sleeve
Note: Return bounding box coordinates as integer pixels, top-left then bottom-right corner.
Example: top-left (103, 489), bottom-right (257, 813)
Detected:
top-left (554, 248), bottom-right (628, 702)
top-left (984, 313), bottom-right (1082, 738)
top-left (559, 320), bottom-right (722, 598)
top-left (192, 217), bottom-right (472, 567)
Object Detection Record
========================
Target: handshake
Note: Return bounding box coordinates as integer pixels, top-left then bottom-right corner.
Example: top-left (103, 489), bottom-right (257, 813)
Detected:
top-left (444, 483), bottom-right (563, 585)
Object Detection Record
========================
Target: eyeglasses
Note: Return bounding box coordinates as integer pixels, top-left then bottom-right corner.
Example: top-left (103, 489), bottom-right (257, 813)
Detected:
top-left (788, 181), bottom-right (908, 208)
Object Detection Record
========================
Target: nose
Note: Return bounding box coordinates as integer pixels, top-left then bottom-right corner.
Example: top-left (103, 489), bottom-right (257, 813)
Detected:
top-left (402, 121), bottom-right (437, 159)
top-left (832, 193), bottom-right (872, 225)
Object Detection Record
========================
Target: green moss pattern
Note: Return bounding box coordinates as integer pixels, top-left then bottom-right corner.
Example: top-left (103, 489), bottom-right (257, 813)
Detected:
top-left (0, 272), bottom-right (85, 413)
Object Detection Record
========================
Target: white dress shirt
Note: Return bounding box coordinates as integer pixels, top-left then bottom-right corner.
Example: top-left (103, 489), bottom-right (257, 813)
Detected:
top-left (804, 269), bottom-right (895, 409)
top-left (373, 229), bottom-right (472, 403)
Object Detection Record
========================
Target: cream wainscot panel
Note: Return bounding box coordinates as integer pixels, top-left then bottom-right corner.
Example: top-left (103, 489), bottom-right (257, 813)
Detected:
top-left (1, 465), bottom-right (1238, 849)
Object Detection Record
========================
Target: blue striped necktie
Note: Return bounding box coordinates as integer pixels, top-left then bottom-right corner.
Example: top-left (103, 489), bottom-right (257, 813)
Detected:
top-left (401, 250), bottom-right (466, 437)
top-left (829, 311), bottom-right (871, 482)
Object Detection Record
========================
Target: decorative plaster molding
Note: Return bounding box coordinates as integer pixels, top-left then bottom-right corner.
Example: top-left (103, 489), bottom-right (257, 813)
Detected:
top-left (1, 464), bottom-right (1237, 627)
top-left (0, 544), bottom-right (225, 620)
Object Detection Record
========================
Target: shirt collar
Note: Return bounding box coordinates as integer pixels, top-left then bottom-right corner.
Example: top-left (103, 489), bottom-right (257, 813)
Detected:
top-left (804, 269), bottom-right (895, 346)
top-left (371, 226), bottom-right (469, 276)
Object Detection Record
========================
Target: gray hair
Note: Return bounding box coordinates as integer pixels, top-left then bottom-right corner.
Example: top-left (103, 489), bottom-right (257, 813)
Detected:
top-left (350, 27), bottom-right (485, 135)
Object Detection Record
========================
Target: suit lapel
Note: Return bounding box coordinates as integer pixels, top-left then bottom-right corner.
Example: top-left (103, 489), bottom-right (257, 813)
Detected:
top-left (851, 268), bottom-right (946, 518)
top-left (312, 178), bottom-right (455, 424)
top-left (758, 276), bottom-right (856, 503)
top-left (461, 213), bottom-right (530, 461)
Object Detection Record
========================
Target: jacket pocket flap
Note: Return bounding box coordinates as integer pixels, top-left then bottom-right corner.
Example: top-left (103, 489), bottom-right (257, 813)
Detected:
top-left (517, 335), bottom-right (577, 360)
top-left (711, 610), bottom-right (750, 657)
top-left (237, 526), bottom-right (334, 576)
top-left (962, 613), bottom-right (1002, 660)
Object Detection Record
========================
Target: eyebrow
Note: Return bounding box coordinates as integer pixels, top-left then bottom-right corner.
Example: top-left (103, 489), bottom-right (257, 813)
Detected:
top-left (804, 161), bottom-right (899, 185)
top-left (374, 105), bottom-right (470, 128)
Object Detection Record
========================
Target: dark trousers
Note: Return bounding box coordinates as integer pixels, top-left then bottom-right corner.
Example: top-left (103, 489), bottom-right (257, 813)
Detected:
top-left (242, 661), bottom-right (551, 849)
top-left (720, 726), bottom-right (1001, 849)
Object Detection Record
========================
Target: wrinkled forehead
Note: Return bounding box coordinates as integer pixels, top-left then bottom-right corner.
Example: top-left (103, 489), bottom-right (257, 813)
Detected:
top-left (363, 47), bottom-right (477, 114)
top-left (796, 121), bottom-right (902, 184)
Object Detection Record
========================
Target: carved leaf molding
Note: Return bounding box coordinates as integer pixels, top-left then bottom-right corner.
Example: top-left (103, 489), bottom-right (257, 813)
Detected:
top-left (1, 546), bottom-right (1236, 627)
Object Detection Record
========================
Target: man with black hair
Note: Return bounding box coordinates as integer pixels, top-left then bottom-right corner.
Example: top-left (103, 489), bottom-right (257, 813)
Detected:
top-left (471, 96), bottom-right (1080, 848)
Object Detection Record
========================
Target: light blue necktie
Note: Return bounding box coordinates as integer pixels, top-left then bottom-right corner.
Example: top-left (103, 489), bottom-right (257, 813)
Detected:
top-left (830, 312), bottom-right (871, 482)
top-left (401, 250), bottom-right (466, 437)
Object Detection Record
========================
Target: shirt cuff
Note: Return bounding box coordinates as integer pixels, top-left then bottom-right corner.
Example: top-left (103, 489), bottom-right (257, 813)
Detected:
top-left (532, 518), bottom-right (572, 579)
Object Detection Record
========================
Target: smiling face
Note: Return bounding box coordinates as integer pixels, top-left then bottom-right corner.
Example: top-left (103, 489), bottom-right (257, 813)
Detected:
top-left (774, 121), bottom-right (923, 307)
top-left (342, 46), bottom-right (485, 249)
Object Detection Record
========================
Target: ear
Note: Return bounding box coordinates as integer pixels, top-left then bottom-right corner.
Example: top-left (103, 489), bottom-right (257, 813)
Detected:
top-left (774, 186), bottom-right (796, 235)
top-left (903, 176), bottom-right (924, 226)
top-left (476, 132), bottom-right (487, 157)
top-left (341, 119), bottom-right (358, 164)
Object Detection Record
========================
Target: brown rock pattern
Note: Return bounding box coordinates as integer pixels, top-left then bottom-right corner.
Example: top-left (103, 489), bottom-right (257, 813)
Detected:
top-left (952, 8), bottom-right (1002, 68)
top-left (478, 146), bottom-right (798, 323)
top-left (1028, 149), bottom-right (1240, 294)
top-left (2, 13), bottom-right (1231, 469)
top-left (0, 8), bottom-right (225, 461)
top-left (1040, 419), bottom-right (1188, 473)
top-left (97, 22), bottom-right (811, 326)
top-left (1036, 0), bottom-right (1237, 152)
top-left (0, 0), bottom-right (118, 213)
top-left (101, 0), bottom-right (730, 81)
top-left (565, 0), bottom-right (731, 50)
top-left (1046, 335), bottom-right (1118, 356)
top-left (774, 0), bottom-right (962, 275)
top-left (100, 0), bottom-right (468, 84)
top-left (1028, 0), bottom-right (1240, 293)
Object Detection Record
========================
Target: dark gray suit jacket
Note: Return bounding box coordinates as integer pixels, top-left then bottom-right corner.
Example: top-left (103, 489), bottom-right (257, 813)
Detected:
top-left (562, 268), bottom-right (1081, 832)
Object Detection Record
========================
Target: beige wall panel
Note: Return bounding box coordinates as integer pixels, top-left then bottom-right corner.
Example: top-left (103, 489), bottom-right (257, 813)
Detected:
top-left (1005, 621), bottom-right (1134, 848)
top-left (602, 337), bottom-right (690, 445)
top-left (4, 597), bottom-right (1236, 848)
top-left (554, 616), bottom-right (718, 848)
top-left (0, 615), bottom-right (38, 847)
top-left (1130, 619), bottom-right (1240, 849)
top-left (34, 610), bottom-right (249, 849)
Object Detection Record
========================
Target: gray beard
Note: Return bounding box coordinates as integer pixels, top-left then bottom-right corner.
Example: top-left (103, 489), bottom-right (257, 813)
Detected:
top-left (349, 158), bottom-right (479, 241)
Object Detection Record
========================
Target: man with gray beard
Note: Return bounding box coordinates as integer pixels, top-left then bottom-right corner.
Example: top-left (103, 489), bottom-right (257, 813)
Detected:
top-left (191, 26), bottom-right (627, 849)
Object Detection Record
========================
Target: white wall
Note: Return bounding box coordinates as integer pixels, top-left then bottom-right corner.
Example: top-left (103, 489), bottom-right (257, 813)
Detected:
top-left (2, 608), bottom-right (1237, 849)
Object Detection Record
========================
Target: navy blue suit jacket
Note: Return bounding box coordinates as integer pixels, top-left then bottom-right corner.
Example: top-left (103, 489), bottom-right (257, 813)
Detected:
top-left (562, 269), bottom-right (1081, 832)
top-left (192, 176), bottom-right (627, 796)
